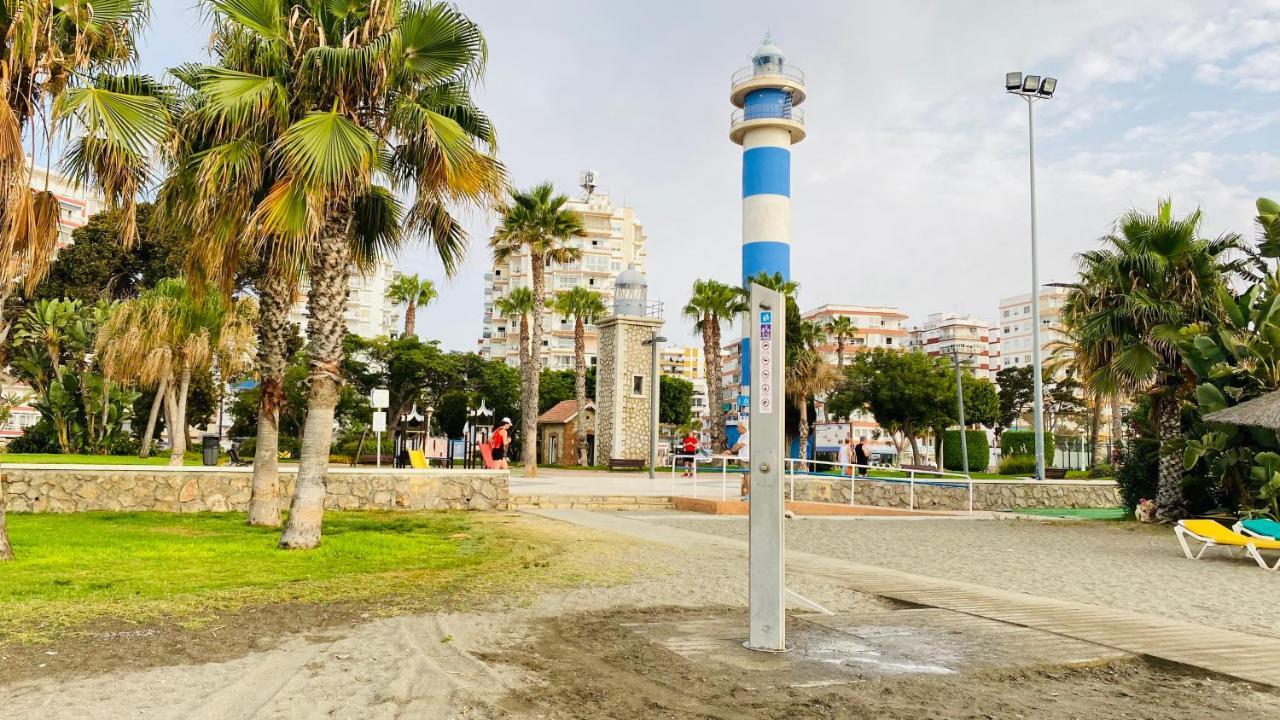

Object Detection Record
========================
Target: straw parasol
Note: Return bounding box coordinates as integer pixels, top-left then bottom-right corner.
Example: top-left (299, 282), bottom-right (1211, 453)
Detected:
top-left (1202, 390), bottom-right (1280, 430)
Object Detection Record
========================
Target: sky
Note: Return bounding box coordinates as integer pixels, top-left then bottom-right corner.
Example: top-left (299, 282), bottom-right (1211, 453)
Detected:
top-left (137, 0), bottom-right (1280, 351)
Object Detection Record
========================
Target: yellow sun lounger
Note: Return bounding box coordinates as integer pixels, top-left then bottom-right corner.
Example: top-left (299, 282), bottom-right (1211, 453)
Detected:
top-left (1174, 519), bottom-right (1280, 570)
top-left (408, 449), bottom-right (428, 469)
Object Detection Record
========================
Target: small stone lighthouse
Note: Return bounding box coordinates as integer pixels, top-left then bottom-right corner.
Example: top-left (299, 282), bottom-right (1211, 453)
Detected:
top-left (730, 33), bottom-right (806, 418)
top-left (596, 265), bottom-right (663, 464)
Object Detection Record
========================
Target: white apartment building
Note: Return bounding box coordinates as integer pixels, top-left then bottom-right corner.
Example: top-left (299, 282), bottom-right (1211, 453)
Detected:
top-left (287, 256), bottom-right (401, 339)
top-left (479, 171), bottom-right (647, 371)
top-left (802, 304), bottom-right (909, 364)
top-left (997, 286), bottom-right (1069, 372)
top-left (907, 313), bottom-right (998, 380)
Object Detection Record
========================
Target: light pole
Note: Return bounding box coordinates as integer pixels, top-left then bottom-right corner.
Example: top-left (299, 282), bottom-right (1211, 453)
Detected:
top-left (949, 349), bottom-right (970, 477)
top-left (641, 334), bottom-right (667, 479)
top-left (1006, 71), bottom-right (1057, 482)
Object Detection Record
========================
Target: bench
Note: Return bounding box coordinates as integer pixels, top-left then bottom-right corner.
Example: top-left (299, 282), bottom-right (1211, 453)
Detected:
top-left (608, 458), bottom-right (645, 471)
top-left (901, 464), bottom-right (939, 473)
top-left (1044, 467), bottom-right (1068, 480)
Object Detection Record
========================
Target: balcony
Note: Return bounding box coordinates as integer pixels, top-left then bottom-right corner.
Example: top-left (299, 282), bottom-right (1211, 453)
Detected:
top-left (730, 64), bottom-right (806, 107)
top-left (729, 105), bottom-right (805, 144)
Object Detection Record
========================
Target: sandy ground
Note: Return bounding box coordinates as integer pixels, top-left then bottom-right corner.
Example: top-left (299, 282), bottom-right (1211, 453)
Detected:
top-left (4, 511), bottom-right (1279, 718)
top-left (641, 513), bottom-right (1280, 638)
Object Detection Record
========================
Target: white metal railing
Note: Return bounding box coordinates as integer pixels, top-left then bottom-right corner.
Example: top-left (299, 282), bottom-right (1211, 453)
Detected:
top-left (731, 64), bottom-right (806, 87)
top-left (669, 454), bottom-right (973, 514)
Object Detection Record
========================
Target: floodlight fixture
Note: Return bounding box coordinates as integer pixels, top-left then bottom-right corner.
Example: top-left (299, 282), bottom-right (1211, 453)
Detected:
top-left (1022, 74), bottom-right (1041, 93)
top-left (1005, 72), bottom-right (1022, 91)
top-left (1038, 77), bottom-right (1057, 97)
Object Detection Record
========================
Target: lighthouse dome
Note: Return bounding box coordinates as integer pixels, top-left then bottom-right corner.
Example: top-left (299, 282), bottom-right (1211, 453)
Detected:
top-left (752, 33), bottom-right (785, 72)
top-left (612, 264), bottom-right (648, 317)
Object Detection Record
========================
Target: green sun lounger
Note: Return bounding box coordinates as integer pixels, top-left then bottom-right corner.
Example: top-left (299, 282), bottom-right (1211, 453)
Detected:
top-left (1235, 518), bottom-right (1280, 541)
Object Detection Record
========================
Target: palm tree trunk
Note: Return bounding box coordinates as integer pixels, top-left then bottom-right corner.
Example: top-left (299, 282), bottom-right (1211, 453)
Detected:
top-left (836, 339), bottom-right (845, 370)
top-left (705, 317), bottom-right (725, 452)
top-left (0, 469), bottom-right (13, 561)
top-left (169, 364), bottom-right (191, 466)
top-left (404, 303), bottom-right (416, 338)
top-left (138, 374), bottom-right (167, 458)
top-left (573, 317), bottom-right (588, 465)
top-left (1088, 394), bottom-right (1102, 467)
top-left (1153, 393), bottom-right (1187, 522)
top-left (280, 226), bottom-right (351, 549)
top-left (797, 400), bottom-right (810, 469)
top-left (524, 255), bottom-right (545, 476)
top-left (249, 272), bottom-right (291, 527)
top-left (1110, 395), bottom-right (1124, 463)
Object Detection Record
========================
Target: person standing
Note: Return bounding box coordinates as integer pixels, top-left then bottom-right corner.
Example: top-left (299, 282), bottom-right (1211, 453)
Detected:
top-left (838, 437), bottom-right (853, 477)
top-left (854, 436), bottom-right (870, 477)
top-left (680, 430), bottom-right (699, 477)
top-left (729, 421), bottom-right (750, 498)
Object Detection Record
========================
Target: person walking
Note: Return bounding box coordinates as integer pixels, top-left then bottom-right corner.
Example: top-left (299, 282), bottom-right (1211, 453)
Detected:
top-left (854, 436), bottom-right (870, 477)
top-left (680, 430), bottom-right (699, 478)
top-left (491, 418), bottom-right (512, 470)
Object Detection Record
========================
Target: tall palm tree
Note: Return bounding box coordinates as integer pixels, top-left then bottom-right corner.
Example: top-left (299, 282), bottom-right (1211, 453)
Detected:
top-left (171, 1), bottom-right (503, 547)
top-left (1064, 200), bottom-right (1243, 520)
top-left (683, 279), bottom-right (747, 452)
top-left (788, 340), bottom-right (837, 465)
top-left (550, 286), bottom-right (605, 465)
top-left (489, 184), bottom-right (585, 475)
top-left (495, 287), bottom-right (536, 371)
top-left (98, 278), bottom-right (257, 466)
top-left (0, 1), bottom-right (166, 561)
top-left (826, 315), bottom-right (856, 369)
top-left (386, 273), bottom-right (438, 337)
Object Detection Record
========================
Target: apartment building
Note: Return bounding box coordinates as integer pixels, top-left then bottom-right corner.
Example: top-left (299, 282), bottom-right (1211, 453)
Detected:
top-left (802, 304), bottom-right (909, 364)
top-left (287, 256), bottom-right (401, 339)
top-left (660, 346), bottom-right (705, 382)
top-left (997, 286), bottom-right (1069, 372)
top-left (479, 171), bottom-right (647, 371)
top-left (907, 312), bottom-right (998, 379)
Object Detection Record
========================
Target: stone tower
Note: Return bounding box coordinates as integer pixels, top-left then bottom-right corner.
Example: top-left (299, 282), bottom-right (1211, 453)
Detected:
top-left (596, 265), bottom-right (663, 463)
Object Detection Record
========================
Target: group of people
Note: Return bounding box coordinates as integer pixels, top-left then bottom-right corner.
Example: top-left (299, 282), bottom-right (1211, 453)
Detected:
top-left (840, 436), bottom-right (871, 477)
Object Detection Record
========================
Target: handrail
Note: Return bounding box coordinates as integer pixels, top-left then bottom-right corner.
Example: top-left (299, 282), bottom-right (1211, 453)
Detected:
top-left (731, 64), bottom-right (806, 87)
top-left (730, 106), bottom-right (805, 126)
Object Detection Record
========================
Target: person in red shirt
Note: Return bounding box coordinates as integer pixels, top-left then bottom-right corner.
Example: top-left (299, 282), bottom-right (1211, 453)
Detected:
top-left (490, 418), bottom-right (512, 470)
top-left (680, 431), bottom-right (699, 477)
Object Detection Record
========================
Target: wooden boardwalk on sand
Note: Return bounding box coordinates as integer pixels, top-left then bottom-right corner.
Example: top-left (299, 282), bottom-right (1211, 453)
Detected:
top-left (532, 509), bottom-right (1280, 688)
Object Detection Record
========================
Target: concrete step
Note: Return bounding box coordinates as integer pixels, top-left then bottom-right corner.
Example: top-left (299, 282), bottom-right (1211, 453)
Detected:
top-left (512, 494), bottom-right (674, 511)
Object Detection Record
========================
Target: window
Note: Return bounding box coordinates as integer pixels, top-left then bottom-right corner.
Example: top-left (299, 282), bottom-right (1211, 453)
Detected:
top-left (495, 269), bottom-right (501, 277)
top-left (885, 337), bottom-right (893, 345)
top-left (632, 375), bottom-right (644, 395)
top-left (588, 278), bottom-right (595, 286)
top-left (1023, 305), bottom-right (1030, 314)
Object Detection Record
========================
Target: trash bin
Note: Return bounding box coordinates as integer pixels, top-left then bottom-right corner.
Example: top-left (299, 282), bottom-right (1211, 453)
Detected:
top-left (202, 434), bottom-right (221, 466)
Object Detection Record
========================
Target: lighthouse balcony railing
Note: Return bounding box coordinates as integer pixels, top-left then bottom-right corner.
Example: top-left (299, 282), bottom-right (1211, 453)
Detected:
top-left (607, 299), bottom-right (664, 319)
top-left (730, 105), bottom-right (804, 126)
top-left (731, 64), bottom-right (805, 88)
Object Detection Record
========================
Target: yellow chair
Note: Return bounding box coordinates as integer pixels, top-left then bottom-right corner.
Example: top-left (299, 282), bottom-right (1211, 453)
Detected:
top-left (408, 449), bottom-right (428, 469)
top-left (1175, 519), bottom-right (1280, 570)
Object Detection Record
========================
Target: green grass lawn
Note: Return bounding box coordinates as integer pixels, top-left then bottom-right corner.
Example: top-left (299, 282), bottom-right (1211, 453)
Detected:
top-left (0, 452), bottom-right (207, 466)
top-left (0, 511), bottom-right (567, 643)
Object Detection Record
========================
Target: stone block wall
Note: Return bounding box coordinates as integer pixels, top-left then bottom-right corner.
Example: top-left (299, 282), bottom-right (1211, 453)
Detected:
top-left (788, 476), bottom-right (1120, 512)
top-left (597, 315), bottom-right (663, 462)
top-left (1, 465), bottom-right (508, 514)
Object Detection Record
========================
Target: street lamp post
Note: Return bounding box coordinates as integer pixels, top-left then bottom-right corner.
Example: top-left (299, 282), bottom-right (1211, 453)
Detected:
top-left (949, 350), bottom-right (970, 477)
top-left (641, 334), bottom-right (668, 479)
top-left (1006, 71), bottom-right (1057, 482)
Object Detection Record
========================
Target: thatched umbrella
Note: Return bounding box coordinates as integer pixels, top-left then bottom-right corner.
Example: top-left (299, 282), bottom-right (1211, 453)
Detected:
top-left (1203, 391), bottom-right (1280, 430)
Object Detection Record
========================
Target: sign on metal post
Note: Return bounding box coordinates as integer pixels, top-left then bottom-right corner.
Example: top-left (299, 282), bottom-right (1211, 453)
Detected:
top-left (747, 282), bottom-right (786, 652)
top-left (370, 388), bottom-right (389, 409)
top-left (372, 411), bottom-right (387, 467)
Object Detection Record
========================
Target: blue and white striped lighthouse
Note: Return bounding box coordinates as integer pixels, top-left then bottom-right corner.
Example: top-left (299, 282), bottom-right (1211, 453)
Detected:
top-left (730, 34), bottom-right (806, 412)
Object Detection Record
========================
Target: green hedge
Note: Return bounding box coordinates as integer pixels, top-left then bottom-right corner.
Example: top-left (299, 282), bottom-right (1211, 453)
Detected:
top-left (999, 430), bottom-right (1055, 465)
top-left (941, 430), bottom-right (989, 472)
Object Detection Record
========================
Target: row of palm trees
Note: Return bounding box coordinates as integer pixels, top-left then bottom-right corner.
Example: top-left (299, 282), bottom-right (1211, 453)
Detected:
top-left (0, 1), bottom-right (507, 559)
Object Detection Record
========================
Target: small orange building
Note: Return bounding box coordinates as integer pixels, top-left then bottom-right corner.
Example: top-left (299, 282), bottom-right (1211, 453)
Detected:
top-left (537, 400), bottom-right (597, 466)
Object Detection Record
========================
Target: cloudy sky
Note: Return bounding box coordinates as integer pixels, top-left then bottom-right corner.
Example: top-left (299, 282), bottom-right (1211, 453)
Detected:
top-left (138, 1), bottom-right (1280, 350)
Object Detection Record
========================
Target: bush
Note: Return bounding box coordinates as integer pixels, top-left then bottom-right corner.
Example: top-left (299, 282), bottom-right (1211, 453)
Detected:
top-left (941, 430), bottom-right (989, 472)
top-left (1114, 439), bottom-right (1158, 511)
top-left (998, 454), bottom-right (1037, 476)
top-left (234, 434), bottom-right (299, 460)
top-left (1000, 430), bottom-right (1055, 465)
top-left (7, 419), bottom-right (58, 453)
top-left (1087, 462), bottom-right (1115, 479)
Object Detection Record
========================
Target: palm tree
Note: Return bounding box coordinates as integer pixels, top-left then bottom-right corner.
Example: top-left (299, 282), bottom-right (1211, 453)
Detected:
top-left (788, 342), bottom-right (837, 466)
top-left (826, 316), bottom-right (856, 369)
top-left (490, 184), bottom-right (585, 475)
top-left (386, 274), bottom-right (438, 337)
top-left (1064, 200), bottom-right (1243, 520)
top-left (683, 279), bottom-right (747, 452)
top-left (0, 2), bottom-right (165, 561)
top-left (98, 278), bottom-right (257, 466)
top-left (495, 287), bottom-right (537, 370)
top-left (551, 287), bottom-right (606, 465)
top-left (172, 1), bottom-right (504, 547)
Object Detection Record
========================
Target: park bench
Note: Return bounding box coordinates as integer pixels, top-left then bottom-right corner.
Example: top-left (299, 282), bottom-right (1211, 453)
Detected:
top-left (901, 464), bottom-right (939, 473)
top-left (1044, 467), bottom-right (1068, 480)
top-left (608, 458), bottom-right (645, 471)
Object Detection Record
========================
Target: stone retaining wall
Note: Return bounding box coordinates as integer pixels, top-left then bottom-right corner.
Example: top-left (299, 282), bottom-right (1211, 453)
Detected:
top-left (0, 465), bottom-right (508, 513)
top-left (789, 476), bottom-right (1120, 512)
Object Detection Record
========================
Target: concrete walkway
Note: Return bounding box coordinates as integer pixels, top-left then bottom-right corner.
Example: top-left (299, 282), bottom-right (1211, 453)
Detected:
top-left (530, 509), bottom-right (1280, 688)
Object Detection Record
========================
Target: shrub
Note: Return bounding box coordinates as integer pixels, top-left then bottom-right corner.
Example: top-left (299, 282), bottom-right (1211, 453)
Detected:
top-left (998, 454), bottom-right (1037, 476)
top-left (941, 430), bottom-right (989, 473)
top-left (1087, 462), bottom-right (1115, 479)
top-left (1000, 430), bottom-right (1055, 465)
top-left (1114, 439), bottom-right (1158, 511)
top-left (7, 419), bottom-right (58, 453)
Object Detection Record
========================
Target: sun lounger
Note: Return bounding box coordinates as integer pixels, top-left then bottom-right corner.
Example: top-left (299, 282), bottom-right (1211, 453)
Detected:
top-left (1175, 519), bottom-right (1280, 570)
top-left (1233, 517), bottom-right (1280, 541)
top-left (408, 449), bottom-right (428, 469)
